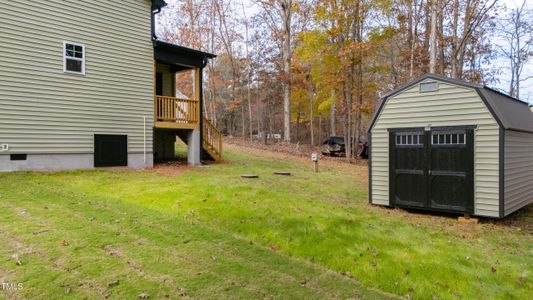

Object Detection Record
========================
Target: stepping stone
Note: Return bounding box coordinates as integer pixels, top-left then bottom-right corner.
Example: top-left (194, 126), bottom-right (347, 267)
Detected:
top-left (241, 174), bottom-right (259, 178)
top-left (273, 171), bottom-right (291, 176)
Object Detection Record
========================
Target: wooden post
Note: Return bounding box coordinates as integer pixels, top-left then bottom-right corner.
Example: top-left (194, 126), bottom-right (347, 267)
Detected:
top-left (312, 152), bottom-right (318, 173)
top-left (195, 68), bottom-right (201, 122)
top-left (153, 60), bottom-right (156, 122)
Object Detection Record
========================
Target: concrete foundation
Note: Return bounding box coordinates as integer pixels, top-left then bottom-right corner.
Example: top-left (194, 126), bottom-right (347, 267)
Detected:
top-left (0, 153), bottom-right (153, 172)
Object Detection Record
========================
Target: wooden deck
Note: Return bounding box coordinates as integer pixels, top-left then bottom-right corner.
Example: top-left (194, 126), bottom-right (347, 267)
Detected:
top-left (154, 95), bottom-right (200, 130)
top-left (154, 95), bottom-right (223, 161)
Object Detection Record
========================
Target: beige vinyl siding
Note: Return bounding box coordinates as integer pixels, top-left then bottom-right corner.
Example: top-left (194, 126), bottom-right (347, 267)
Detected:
top-left (371, 79), bottom-right (500, 217)
top-left (156, 64), bottom-right (176, 97)
top-left (0, 0), bottom-right (154, 154)
top-left (504, 130), bottom-right (533, 215)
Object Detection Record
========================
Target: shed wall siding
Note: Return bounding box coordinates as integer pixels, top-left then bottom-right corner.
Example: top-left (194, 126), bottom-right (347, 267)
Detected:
top-left (371, 79), bottom-right (500, 217)
top-left (0, 0), bottom-right (154, 155)
top-left (504, 130), bottom-right (533, 215)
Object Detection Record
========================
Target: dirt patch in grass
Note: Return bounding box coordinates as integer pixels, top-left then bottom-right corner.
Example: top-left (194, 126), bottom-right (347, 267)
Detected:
top-left (149, 160), bottom-right (192, 177)
top-left (488, 204), bottom-right (533, 234)
top-left (374, 202), bottom-right (533, 237)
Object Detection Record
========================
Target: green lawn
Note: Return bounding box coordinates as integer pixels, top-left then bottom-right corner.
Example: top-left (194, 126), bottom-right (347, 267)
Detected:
top-left (0, 147), bottom-right (531, 299)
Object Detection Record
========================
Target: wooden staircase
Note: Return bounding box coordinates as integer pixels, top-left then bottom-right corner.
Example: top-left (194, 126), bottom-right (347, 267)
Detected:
top-left (202, 116), bottom-right (223, 161)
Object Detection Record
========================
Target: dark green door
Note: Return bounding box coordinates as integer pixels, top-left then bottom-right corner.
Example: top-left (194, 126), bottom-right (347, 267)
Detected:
top-left (428, 128), bottom-right (474, 213)
top-left (389, 129), bottom-right (427, 208)
top-left (390, 127), bottom-right (474, 214)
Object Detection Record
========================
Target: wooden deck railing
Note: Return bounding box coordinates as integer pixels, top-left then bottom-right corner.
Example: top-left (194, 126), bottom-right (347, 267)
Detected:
top-left (155, 96), bottom-right (199, 125)
top-left (202, 116), bottom-right (223, 161)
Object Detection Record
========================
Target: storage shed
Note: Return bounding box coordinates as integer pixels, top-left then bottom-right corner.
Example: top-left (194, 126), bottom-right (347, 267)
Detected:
top-left (368, 74), bottom-right (533, 218)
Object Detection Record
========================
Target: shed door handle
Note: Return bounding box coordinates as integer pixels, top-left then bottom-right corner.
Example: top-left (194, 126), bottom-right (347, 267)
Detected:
top-left (428, 170), bottom-right (432, 176)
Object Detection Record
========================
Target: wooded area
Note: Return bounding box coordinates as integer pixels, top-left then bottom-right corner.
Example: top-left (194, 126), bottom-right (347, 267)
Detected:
top-left (157, 0), bottom-right (533, 159)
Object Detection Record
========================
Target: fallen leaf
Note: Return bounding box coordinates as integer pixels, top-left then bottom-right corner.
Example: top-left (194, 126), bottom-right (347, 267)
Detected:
top-left (139, 292), bottom-right (149, 299)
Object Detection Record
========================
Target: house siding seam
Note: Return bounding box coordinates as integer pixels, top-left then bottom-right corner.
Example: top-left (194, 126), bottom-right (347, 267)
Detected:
top-left (370, 79), bottom-right (500, 217)
top-left (0, 0), bottom-right (154, 155)
top-left (503, 130), bottom-right (533, 216)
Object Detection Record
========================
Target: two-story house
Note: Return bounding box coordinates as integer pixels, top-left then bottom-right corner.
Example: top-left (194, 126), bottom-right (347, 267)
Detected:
top-left (0, 0), bottom-right (222, 171)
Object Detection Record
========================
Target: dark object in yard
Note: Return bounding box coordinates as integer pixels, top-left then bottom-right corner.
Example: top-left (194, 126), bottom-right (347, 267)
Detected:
top-left (241, 174), bottom-right (259, 178)
top-left (32, 229), bottom-right (49, 235)
top-left (321, 136), bottom-right (369, 159)
top-left (321, 136), bottom-right (345, 156)
top-left (357, 138), bottom-right (369, 159)
top-left (274, 171), bottom-right (291, 176)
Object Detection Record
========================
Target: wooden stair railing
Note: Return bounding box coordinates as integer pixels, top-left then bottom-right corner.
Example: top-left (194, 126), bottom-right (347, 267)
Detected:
top-left (155, 96), bottom-right (199, 125)
top-left (202, 116), bottom-right (223, 161)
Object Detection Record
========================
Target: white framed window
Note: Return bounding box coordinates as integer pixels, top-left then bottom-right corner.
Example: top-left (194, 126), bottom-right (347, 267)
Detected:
top-left (63, 41), bottom-right (85, 75)
top-left (395, 133), bottom-right (424, 146)
top-left (431, 133), bottom-right (466, 145)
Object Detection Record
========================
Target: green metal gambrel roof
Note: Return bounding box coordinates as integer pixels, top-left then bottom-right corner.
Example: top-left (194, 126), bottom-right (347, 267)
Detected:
top-left (369, 74), bottom-right (533, 133)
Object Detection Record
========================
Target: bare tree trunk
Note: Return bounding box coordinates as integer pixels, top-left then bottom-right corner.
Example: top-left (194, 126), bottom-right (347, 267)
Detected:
top-left (318, 115), bottom-right (322, 145)
top-left (438, 2), bottom-right (445, 75)
top-left (241, 104), bottom-right (245, 138)
top-left (242, 1), bottom-right (253, 140)
top-left (257, 85), bottom-right (261, 140)
top-left (422, 1), bottom-right (431, 72)
top-left (282, 0), bottom-right (292, 143)
top-left (354, 0), bottom-right (363, 160)
top-left (409, 0), bottom-right (422, 77)
top-left (450, 0), bottom-right (459, 78)
top-left (429, 0), bottom-right (438, 73)
top-left (309, 86), bottom-right (314, 146)
top-left (296, 101), bottom-right (301, 142)
top-left (330, 93), bottom-right (336, 136)
top-left (408, 0), bottom-right (414, 77)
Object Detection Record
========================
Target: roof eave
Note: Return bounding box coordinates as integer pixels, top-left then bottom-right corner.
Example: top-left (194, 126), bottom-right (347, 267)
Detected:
top-left (153, 40), bottom-right (217, 59)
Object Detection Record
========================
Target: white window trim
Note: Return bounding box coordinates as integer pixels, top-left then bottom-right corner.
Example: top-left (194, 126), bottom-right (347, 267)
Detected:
top-left (63, 41), bottom-right (85, 75)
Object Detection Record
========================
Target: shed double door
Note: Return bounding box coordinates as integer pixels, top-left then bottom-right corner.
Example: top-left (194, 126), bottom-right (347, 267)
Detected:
top-left (389, 127), bottom-right (474, 214)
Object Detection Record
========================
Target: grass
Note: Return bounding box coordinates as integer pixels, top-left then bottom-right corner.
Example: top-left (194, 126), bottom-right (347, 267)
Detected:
top-left (0, 146), bottom-right (531, 299)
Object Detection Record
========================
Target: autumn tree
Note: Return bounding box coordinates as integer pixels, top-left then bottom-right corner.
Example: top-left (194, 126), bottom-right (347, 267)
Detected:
top-left (496, 0), bottom-right (533, 99)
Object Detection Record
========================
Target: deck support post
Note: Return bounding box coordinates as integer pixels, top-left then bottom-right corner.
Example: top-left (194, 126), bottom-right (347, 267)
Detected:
top-left (187, 129), bottom-right (201, 166)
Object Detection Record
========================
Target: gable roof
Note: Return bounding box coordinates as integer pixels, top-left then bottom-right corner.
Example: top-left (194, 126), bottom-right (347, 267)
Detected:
top-left (369, 74), bottom-right (533, 133)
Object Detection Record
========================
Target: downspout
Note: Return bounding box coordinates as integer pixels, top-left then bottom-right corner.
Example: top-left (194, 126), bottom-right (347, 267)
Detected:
top-left (151, 0), bottom-right (167, 40)
top-left (143, 116), bottom-right (147, 165)
top-left (151, 9), bottom-right (161, 40)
